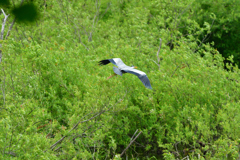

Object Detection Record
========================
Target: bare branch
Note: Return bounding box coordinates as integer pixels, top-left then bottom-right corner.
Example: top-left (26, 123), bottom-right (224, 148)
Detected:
top-left (130, 129), bottom-right (139, 141)
top-left (74, 23), bottom-right (89, 50)
top-left (175, 3), bottom-right (192, 29)
top-left (194, 18), bottom-right (215, 53)
top-left (80, 24), bottom-right (89, 35)
top-left (14, 26), bottom-right (24, 47)
top-left (88, 0), bottom-right (100, 42)
top-left (49, 113), bottom-right (93, 150)
top-left (6, 0), bottom-right (24, 39)
top-left (1, 66), bottom-right (6, 107)
top-left (120, 130), bottom-right (142, 157)
top-left (5, 151), bottom-right (17, 157)
top-left (171, 65), bottom-right (180, 77)
top-left (157, 38), bottom-right (162, 64)
top-left (50, 136), bottom-right (66, 150)
top-left (49, 112), bottom-right (103, 150)
top-left (49, 92), bottom-right (128, 151)
top-left (1, 0), bottom-right (24, 62)
top-left (53, 146), bottom-right (62, 152)
top-left (5, 18), bottom-right (16, 39)
top-left (182, 155), bottom-right (190, 160)
top-left (152, 38), bottom-right (162, 70)
top-left (0, 50), bottom-right (2, 63)
top-left (174, 141), bottom-right (181, 157)
top-left (60, 84), bottom-right (75, 98)
top-left (99, 2), bottom-right (111, 20)
top-left (1, 9), bottom-right (9, 40)
top-left (151, 59), bottom-right (159, 66)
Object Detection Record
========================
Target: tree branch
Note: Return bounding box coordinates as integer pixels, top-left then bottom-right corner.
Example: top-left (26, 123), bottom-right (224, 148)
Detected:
top-left (171, 65), bottom-right (180, 77)
top-left (194, 18), bottom-right (215, 53)
top-left (153, 38), bottom-right (162, 70)
top-left (74, 23), bottom-right (89, 50)
top-left (0, 9), bottom-right (9, 40)
top-left (5, 18), bottom-right (16, 39)
top-left (88, 0), bottom-right (100, 42)
top-left (1, 66), bottom-right (6, 108)
top-left (120, 130), bottom-right (142, 157)
top-left (157, 38), bottom-right (162, 64)
top-left (49, 92), bottom-right (128, 151)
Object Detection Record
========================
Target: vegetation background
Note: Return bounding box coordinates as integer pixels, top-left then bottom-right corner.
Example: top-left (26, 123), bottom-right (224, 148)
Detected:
top-left (0, 0), bottom-right (240, 159)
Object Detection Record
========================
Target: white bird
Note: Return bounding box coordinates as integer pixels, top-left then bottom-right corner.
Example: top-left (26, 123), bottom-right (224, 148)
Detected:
top-left (99, 58), bottom-right (152, 89)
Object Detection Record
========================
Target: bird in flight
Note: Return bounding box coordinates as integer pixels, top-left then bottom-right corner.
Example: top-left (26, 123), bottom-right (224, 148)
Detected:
top-left (99, 58), bottom-right (152, 89)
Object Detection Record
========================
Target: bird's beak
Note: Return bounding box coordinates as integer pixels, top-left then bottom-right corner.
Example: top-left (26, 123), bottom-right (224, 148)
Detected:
top-left (134, 66), bottom-right (138, 69)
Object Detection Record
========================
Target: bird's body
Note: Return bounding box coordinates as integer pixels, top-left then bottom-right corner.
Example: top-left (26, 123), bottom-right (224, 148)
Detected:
top-left (99, 58), bottom-right (152, 89)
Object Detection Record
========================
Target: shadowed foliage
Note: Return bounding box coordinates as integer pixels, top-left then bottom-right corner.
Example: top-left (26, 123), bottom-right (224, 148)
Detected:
top-left (11, 3), bottom-right (39, 23)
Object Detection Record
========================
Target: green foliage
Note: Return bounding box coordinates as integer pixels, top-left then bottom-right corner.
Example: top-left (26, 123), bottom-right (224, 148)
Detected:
top-left (0, 0), bottom-right (40, 23)
top-left (192, 0), bottom-right (240, 66)
top-left (1, 0), bottom-right (240, 159)
top-left (12, 3), bottom-right (40, 23)
top-left (0, 0), bottom-right (10, 7)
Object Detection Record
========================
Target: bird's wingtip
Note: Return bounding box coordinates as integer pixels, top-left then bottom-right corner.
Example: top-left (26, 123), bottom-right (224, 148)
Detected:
top-left (147, 86), bottom-right (153, 89)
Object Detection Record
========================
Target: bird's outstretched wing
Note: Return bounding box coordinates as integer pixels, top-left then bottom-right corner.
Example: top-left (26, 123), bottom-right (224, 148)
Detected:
top-left (122, 67), bottom-right (152, 89)
top-left (98, 58), bottom-right (127, 68)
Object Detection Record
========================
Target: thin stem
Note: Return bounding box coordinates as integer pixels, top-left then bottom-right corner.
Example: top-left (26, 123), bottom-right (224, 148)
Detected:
top-left (156, 38), bottom-right (162, 70)
top-left (120, 130), bottom-right (142, 157)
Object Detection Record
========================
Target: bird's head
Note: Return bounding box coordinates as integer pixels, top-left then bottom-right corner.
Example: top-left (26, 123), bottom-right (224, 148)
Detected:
top-left (131, 65), bottom-right (137, 69)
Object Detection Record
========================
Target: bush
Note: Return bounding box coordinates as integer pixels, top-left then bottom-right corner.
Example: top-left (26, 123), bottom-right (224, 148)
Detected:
top-left (1, 0), bottom-right (240, 159)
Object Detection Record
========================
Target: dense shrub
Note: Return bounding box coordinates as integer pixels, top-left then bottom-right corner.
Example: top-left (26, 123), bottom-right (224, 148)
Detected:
top-left (1, 0), bottom-right (239, 159)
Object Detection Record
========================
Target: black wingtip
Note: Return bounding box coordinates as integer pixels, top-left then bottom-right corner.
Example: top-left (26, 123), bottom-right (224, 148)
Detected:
top-left (98, 59), bottom-right (110, 66)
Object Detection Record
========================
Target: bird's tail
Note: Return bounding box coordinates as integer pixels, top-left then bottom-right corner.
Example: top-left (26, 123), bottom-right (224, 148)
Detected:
top-left (107, 73), bottom-right (117, 80)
